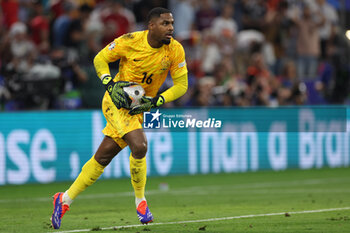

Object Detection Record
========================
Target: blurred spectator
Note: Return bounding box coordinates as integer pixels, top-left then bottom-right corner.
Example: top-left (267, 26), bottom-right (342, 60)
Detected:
top-left (191, 76), bottom-right (216, 106)
top-left (171, 0), bottom-right (195, 39)
top-left (292, 82), bottom-right (307, 105)
top-left (0, 28), bottom-right (13, 73)
top-left (211, 56), bottom-right (247, 106)
top-left (64, 3), bottom-right (94, 65)
top-left (325, 27), bottom-right (350, 104)
top-left (211, 3), bottom-right (238, 56)
top-left (7, 22), bottom-right (36, 74)
top-left (216, 55), bottom-right (238, 86)
top-left (50, 47), bottom-right (87, 109)
top-left (290, 3), bottom-right (325, 79)
top-left (245, 52), bottom-right (273, 106)
top-left (2, 22), bottom-right (63, 110)
top-left (194, 0), bottom-right (217, 31)
top-left (64, 6), bottom-right (87, 49)
top-left (52, 1), bottom-right (78, 47)
top-left (314, 0), bottom-right (339, 60)
top-left (50, 0), bottom-right (65, 19)
top-left (199, 29), bottom-right (221, 75)
top-left (277, 60), bottom-right (302, 105)
top-left (264, 0), bottom-right (292, 75)
top-left (18, 0), bottom-right (33, 23)
top-left (100, 0), bottom-right (135, 46)
top-left (241, 0), bottom-right (268, 31)
top-left (30, 0), bottom-right (50, 54)
top-left (236, 29), bottom-right (264, 53)
top-left (235, 29), bottom-right (265, 76)
top-left (84, 5), bottom-right (105, 62)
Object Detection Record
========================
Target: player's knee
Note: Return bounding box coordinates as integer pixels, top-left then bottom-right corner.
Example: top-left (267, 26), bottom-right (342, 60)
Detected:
top-left (95, 156), bottom-right (112, 166)
top-left (131, 142), bottom-right (147, 159)
top-left (94, 153), bottom-right (114, 166)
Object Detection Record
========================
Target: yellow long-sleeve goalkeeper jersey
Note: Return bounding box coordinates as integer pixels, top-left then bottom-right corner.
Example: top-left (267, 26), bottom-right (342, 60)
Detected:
top-left (94, 30), bottom-right (188, 102)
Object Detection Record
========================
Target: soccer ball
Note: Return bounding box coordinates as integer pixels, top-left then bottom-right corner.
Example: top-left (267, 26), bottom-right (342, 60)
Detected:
top-left (123, 84), bottom-right (145, 109)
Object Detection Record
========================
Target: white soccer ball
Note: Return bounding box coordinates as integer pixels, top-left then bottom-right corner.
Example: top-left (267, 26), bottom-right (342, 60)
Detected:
top-left (123, 84), bottom-right (145, 109)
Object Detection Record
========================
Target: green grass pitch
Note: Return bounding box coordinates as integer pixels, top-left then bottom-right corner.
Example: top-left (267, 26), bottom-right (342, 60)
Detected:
top-left (0, 167), bottom-right (349, 233)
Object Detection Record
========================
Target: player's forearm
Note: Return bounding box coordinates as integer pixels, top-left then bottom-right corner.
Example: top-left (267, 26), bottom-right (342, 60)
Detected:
top-left (160, 73), bottom-right (188, 103)
top-left (93, 52), bottom-right (116, 93)
top-left (93, 51), bottom-right (112, 80)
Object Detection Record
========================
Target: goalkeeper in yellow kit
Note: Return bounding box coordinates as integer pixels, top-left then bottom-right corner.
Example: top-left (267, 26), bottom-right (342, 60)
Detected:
top-left (51, 7), bottom-right (188, 229)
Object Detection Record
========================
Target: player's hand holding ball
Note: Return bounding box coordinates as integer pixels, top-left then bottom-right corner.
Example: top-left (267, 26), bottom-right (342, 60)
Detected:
top-left (110, 81), bottom-right (137, 109)
top-left (129, 95), bottom-right (164, 115)
top-left (102, 75), bottom-right (136, 109)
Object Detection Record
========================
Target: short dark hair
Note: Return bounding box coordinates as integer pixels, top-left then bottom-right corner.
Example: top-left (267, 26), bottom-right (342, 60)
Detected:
top-left (146, 7), bottom-right (171, 23)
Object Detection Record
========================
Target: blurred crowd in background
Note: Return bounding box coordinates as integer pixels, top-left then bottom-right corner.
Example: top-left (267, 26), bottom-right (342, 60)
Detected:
top-left (0, 0), bottom-right (350, 110)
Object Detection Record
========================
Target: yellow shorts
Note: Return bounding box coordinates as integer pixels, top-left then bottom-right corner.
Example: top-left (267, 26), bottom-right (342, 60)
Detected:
top-left (102, 93), bottom-right (143, 148)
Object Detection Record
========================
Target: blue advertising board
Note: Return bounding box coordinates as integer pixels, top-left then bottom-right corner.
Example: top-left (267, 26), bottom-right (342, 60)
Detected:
top-left (0, 107), bottom-right (348, 185)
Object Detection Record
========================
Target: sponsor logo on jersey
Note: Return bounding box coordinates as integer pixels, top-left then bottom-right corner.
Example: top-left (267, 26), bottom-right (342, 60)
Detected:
top-left (178, 60), bottom-right (186, 68)
top-left (108, 42), bottom-right (116, 50)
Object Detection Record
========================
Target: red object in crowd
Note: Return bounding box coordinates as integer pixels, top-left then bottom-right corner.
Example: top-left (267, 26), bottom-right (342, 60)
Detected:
top-left (247, 66), bottom-right (270, 79)
top-left (101, 13), bottom-right (130, 46)
top-left (1, 0), bottom-right (19, 29)
top-left (30, 16), bottom-right (49, 45)
top-left (50, 0), bottom-right (64, 19)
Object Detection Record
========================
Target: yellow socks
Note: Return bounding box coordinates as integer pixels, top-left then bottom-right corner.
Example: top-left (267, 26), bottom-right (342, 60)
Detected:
top-left (129, 154), bottom-right (147, 200)
top-left (66, 155), bottom-right (105, 202)
top-left (62, 154), bottom-right (147, 207)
